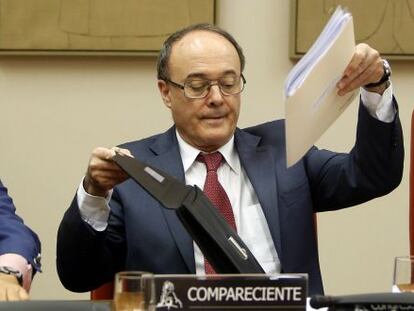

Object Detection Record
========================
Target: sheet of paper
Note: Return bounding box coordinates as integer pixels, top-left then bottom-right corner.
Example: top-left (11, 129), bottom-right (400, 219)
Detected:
top-left (285, 7), bottom-right (359, 167)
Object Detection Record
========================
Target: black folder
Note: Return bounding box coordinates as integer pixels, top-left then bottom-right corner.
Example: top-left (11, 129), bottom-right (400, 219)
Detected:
top-left (112, 152), bottom-right (264, 274)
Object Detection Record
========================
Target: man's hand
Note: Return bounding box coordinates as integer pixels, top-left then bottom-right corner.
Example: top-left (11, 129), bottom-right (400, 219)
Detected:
top-left (0, 274), bottom-right (28, 301)
top-left (84, 147), bottom-right (132, 197)
top-left (337, 43), bottom-right (387, 95)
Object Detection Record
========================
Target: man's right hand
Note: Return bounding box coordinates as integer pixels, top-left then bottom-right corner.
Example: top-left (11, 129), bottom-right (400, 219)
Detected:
top-left (83, 147), bottom-right (132, 197)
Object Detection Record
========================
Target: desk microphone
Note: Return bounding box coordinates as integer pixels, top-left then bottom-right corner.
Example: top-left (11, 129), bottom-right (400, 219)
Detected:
top-left (309, 295), bottom-right (337, 308)
top-left (310, 293), bottom-right (414, 310)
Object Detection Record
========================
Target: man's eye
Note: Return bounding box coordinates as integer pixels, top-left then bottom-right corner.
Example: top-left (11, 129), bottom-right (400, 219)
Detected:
top-left (220, 78), bottom-right (236, 87)
top-left (220, 81), bottom-right (236, 89)
top-left (188, 81), bottom-right (208, 89)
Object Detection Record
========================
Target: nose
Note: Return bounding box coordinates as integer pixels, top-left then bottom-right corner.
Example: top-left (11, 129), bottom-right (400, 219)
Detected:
top-left (206, 84), bottom-right (224, 106)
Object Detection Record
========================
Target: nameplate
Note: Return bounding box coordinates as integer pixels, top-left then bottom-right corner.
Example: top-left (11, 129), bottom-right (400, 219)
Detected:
top-left (153, 274), bottom-right (307, 310)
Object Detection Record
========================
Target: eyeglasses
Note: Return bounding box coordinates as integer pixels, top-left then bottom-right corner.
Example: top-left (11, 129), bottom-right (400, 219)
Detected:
top-left (164, 74), bottom-right (246, 99)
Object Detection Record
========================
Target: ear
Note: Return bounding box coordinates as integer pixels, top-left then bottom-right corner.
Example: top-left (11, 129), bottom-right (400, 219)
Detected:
top-left (158, 80), bottom-right (172, 108)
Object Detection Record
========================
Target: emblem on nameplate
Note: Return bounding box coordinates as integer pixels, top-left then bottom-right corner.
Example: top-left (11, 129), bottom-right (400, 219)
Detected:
top-left (156, 281), bottom-right (183, 310)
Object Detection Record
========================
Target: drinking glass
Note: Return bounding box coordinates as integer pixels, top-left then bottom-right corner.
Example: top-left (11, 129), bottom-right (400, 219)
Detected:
top-left (393, 256), bottom-right (414, 292)
top-left (113, 271), bottom-right (155, 311)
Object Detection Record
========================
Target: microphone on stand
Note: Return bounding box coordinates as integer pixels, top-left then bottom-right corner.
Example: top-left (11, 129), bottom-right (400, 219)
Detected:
top-left (310, 292), bottom-right (414, 310)
top-left (309, 295), bottom-right (337, 309)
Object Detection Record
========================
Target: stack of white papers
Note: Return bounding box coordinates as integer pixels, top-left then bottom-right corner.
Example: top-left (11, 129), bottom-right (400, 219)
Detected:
top-left (285, 6), bottom-right (359, 167)
top-left (285, 6), bottom-right (352, 97)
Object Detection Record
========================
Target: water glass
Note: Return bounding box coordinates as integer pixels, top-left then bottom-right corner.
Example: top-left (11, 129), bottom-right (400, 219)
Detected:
top-left (393, 256), bottom-right (414, 292)
top-left (113, 271), bottom-right (155, 311)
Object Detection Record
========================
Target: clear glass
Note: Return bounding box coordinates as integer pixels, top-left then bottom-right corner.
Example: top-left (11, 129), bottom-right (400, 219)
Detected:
top-left (113, 271), bottom-right (155, 311)
top-left (166, 74), bottom-right (246, 99)
top-left (184, 76), bottom-right (244, 98)
top-left (184, 76), bottom-right (245, 98)
top-left (393, 256), bottom-right (414, 292)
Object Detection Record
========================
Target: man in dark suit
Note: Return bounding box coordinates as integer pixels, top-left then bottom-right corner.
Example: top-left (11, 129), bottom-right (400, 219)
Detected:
top-left (57, 24), bottom-right (403, 295)
top-left (0, 180), bottom-right (41, 300)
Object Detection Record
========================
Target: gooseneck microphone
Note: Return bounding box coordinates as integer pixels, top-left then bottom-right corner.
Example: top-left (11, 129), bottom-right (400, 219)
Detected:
top-left (310, 295), bottom-right (337, 309)
top-left (310, 293), bottom-right (414, 310)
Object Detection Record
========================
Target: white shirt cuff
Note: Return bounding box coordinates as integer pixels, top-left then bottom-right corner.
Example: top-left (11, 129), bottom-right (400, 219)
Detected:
top-left (76, 178), bottom-right (112, 231)
top-left (361, 82), bottom-right (395, 123)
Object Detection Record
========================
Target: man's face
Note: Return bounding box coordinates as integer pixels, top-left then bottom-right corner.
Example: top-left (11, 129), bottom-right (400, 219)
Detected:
top-left (158, 31), bottom-right (242, 152)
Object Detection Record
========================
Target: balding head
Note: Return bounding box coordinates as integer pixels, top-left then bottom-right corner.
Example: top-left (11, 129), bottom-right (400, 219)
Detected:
top-left (157, 23), bottom-right (245, 81)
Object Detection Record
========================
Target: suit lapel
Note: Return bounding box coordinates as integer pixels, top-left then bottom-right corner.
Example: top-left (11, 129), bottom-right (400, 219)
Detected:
top-left (148, 128), bottom-right (195, 273)
top-left (235, 129), bottom-right (282, 258)
top-left (146, 127), bottom-right (283, 271)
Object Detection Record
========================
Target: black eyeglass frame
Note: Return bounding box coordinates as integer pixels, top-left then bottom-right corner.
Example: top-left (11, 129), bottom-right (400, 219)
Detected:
top-left (163, 74), bottom-right (246, 99)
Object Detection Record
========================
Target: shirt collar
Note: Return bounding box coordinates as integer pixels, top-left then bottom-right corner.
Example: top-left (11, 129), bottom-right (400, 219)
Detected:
top-left (175, 130), bottom-right (240, 174)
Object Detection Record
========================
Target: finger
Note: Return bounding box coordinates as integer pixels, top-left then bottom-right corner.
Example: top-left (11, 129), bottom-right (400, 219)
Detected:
top-left (86, 170), bottom-right (128, 192)
top-left (338, 46), bottom-right (370, 90)
top-left (338, 45), bottom-right (382, 94)
top-left (342, 43), bottom-right (369, 79)
top-left (119, 148), bottom-right (133, 157)
top-left (111, 147), bottom-right (134, 158)
top-left (84, 148), bottom-right (128, 196)
top-left (339, 63), bottom-right (378, 95)
top-left (362, 57), bottom-right (384, 85)
top-left (84, 159), bottom-right (129, 196)
top-left (0, 288), bottom-right (6, 301)
top-left (110, 146), bottom-right (121, 157)
top-left (89, 157), bottom-right (123, 173)
top-left (17, 288), bottom-right (29, 301)
top-left (88, 162), bottom-right (128, 182)
top-left (338, 57), bottom-right (382, 95)
top-left (5, 287), bottom-right (21, 301)
top-left (89, 170), bottom-right (129, 186)
top-left (122, 149), bottom-right (133, 157)
top-left (87, 163), bottom-right (123, 185)
top-left (88, 147), bottom-right (127, 177)
top-left (93, 147), bottom-right (116, 161)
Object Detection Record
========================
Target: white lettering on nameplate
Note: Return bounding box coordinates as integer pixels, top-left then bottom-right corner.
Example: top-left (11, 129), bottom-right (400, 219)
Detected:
top-left (187, 286), bottom-right (302, 302)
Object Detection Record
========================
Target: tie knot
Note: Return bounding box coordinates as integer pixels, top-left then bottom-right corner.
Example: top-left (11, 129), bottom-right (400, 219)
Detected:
top-left (197, 152), bottom-right (223, 172)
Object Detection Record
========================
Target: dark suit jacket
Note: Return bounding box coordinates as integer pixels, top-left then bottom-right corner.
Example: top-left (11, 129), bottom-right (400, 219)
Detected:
top-left (57, 103), bottom-right (403, 295)
top-left (0, 181), bottom-right (41, 271)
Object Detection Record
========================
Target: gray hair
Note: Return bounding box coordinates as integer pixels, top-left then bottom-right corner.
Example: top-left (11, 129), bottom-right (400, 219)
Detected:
top-left (157, 23), bottom-right (245, 80)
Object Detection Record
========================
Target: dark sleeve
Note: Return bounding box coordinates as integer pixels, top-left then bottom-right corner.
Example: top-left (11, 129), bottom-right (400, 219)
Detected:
top-left (305, 98), bottom-right (404, 212)
top-left (0, 181), bottom-right (41, 272)
top-left (56, 192), bottom-right (126, 292)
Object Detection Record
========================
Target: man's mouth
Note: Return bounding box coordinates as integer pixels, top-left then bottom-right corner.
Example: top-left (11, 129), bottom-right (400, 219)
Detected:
top-left (203, 113), bottom-right (226, 119)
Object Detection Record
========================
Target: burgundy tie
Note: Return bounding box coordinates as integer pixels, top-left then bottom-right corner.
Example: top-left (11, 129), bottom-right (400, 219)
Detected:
top-left (197, 152), bottom-right (237, 274)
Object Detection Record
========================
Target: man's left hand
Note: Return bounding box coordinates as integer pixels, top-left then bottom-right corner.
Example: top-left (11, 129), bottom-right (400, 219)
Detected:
top-left (337, 43), bottom-right (386, 95)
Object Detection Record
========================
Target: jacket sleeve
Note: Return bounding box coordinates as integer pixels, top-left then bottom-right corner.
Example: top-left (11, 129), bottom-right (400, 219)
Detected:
top-left (56, 192), bottom-right (126, 292)
top-left (0, 181), bottom-right (41, 272)
top-left (305, 98), bottom-right (404, 212)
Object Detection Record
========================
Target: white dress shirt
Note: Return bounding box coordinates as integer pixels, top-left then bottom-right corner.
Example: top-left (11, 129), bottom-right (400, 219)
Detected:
top-left (77, 85), bottom-right (395, 274)
top-left (176, 133), bottom-right (281, 274)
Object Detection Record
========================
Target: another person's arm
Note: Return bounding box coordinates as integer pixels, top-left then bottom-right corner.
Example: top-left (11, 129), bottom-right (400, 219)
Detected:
top-left (0, 181), bottom-right (41, 300)
top-left (0, 254), bottom-right (29, 301)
